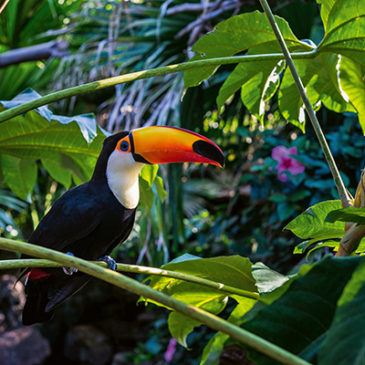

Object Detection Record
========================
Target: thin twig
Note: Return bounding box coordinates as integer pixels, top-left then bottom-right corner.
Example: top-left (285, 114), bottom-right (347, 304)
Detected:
top-left (0, 258), bottom-right (259, 300)
top-left (176, 3), bottom-right (238, 39)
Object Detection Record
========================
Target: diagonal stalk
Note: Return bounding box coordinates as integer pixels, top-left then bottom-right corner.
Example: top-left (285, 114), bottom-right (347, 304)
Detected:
top-left (0, 258), bottom-right (259, 300)
top-left (0, 51), bottom-right (317, 123)
top-left (0, 237), bottom-right (310, 365)
top-left (258, 0), bottom-right (351, 209)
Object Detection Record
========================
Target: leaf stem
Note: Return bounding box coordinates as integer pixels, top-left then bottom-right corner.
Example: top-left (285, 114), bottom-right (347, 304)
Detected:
top-left (0, 238), bottom-right (310, 365)
top-left (258, 0), bottom-right (351, 208)
top-left (0, 258), bottom-right (259, 300)
top-left (0, 52), bottom-right (316, 123)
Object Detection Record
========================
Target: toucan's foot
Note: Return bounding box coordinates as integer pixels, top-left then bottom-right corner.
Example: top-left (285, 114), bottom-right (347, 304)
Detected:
top-left (97, 256), bottom-right (117, 271)
top-left (63, 252), bottom-right (78, 275)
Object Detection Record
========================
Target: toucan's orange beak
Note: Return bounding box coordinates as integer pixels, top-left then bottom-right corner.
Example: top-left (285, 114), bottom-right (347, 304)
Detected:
top-left (129, 126), bottom-right (224, 167)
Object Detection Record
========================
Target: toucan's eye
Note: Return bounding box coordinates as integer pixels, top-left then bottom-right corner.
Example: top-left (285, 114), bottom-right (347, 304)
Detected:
top-left (120, 141), bottom-right (129, 151)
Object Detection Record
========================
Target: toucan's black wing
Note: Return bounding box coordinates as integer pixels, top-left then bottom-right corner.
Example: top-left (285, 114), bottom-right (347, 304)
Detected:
top-left (28, 182), bottom-right (102, 252)
top-left (18, 182), bottom-right (103, 281)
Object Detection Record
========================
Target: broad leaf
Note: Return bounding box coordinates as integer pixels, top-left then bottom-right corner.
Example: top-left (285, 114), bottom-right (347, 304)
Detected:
top-left (140, 165), bottom-right (159, 187)
top-left (184, 11), bottom-right (308, 88)
top-left (338, 56), bottom-right (365, 133)
top-left (319, 260), bottom-right (365, 365)
top-left (0, 89), bottom-right (105, 193)
top-left (139, 167), bottom-right (167, 212)
top-left (1, 154), bottom-right (37, 200)
top-left (251, 262), bottom-right (289, 294)
top-left (284, 200), bottom-right (344, 240)
top-left (319, 0), bottom-right (365, 65)
top-left (325, 206), bottom-right (365, 224)
top-left (279, 53), bottom-right (354, 131)
top-left (241, 256), bottom-right (363, 364)
top-left (142, 255), bottom-right (258, 347)
top-left (217, 59), bottom-right (283, 122)
top-left (316, 0), bottom-right (335, 31)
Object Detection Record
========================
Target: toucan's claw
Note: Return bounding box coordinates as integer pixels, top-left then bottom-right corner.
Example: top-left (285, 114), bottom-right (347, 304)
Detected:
top-left (97, 256), bottom-right (117, 271)
top-left (63, 252), bottom-right (78, 276)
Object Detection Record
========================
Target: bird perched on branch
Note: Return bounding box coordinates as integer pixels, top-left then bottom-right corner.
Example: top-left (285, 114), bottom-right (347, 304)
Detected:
top-left (21, 126), bottom-right (224, 325)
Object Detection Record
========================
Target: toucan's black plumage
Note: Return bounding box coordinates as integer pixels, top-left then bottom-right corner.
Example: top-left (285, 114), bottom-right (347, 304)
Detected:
top-left (21, 127), bottom-right (224, 325)
top-left (22, 132), bottom-right (136, 325)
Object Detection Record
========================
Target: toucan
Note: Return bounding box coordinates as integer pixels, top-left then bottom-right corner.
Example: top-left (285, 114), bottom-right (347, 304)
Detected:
top-left (21, 126), bottom-right (224, 325)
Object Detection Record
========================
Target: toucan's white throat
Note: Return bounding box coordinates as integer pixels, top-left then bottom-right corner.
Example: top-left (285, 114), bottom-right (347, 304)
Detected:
top-left (106, 150), bottom-right (144, 209)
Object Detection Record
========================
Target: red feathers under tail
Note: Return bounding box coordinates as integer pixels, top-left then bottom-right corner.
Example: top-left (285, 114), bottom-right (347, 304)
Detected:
top-left (22, 269), bottom-right (91, 325)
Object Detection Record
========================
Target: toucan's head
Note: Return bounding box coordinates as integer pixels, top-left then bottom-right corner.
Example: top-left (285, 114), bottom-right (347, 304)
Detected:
top-left (94, 126), bottom-right (224, 208)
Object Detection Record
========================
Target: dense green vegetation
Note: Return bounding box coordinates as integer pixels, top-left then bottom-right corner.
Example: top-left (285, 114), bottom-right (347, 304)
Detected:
top-left (0, 0), bottom-right (365, 364)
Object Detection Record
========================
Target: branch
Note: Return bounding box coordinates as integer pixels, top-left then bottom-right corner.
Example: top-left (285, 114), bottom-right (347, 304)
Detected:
top-left (336, 171), bottom-right (365, 256)
top-left (0, 41), bottom-right (68, 68)
top-left (258, 0), bottom-right (351, 209)
top-left (0, 237), bottom-right (310, 365)
top-left (335, 224), bottom-right (365, 257)
top-left (0, 0), bottom-right (10, 14)
top-left (0, 51), bottom-right (316, 123)
top-left (0, 258), bottom-right (259, 300)
top-left (175, 3), bottom-right (238, 39)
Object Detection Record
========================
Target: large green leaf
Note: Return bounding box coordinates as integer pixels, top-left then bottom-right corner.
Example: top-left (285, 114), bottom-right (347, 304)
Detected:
top-left (138, 166), bottom-right (167, 212)
top-left (284, 200), bottom-right (344, 240)
top-left (251, 262), bottom-right (289, 294)
top-left (142, 255), bottom-right (258, 347)
top-left (184, 11), bottom-right (308, 88)
top-left (241, 256), bottom-right (363, 364)
top-left (184, 2), bottom-right (365, 131)
top-left (316, 0), bottom-right (336, 31)
top-left (338, 56), bottom-right (365, 133)
top-left (286, 200), bottom-right (365, 255)
top-left (0, 89), bottom-right (105, 194)
top-left (325, 206), bottom-right (365, 224)
top-left (1, 154), bottom-right (37, 200)
top-left (279, 53), bottom-right (355, 131)
top-left (319, 260), bottom-right (365, 365)
top-left (319, 0), bottom-right (365, 65)
top-left (217, 59), bottom-right (284, 122)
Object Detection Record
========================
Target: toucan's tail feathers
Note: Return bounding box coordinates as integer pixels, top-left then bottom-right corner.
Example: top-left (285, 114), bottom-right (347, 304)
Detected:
top-left (22, 278), bottom-right (55, 325)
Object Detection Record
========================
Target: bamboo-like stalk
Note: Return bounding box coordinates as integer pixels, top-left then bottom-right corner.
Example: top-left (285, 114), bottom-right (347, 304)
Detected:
top-left (0, 51), bottom-right (316, 123)
top-left (0, 258), bottom-right (259, 300)
top-left (258, 0), bottom-right (351, 210)
top-left (0, 237), bottom-right (310, 365)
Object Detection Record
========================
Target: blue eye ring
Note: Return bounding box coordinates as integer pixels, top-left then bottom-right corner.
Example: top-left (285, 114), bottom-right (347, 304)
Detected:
top-left (120, 141), bottom-right (129, 151)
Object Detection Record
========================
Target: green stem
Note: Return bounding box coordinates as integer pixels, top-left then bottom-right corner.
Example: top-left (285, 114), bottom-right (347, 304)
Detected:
top-left (258, 0), bottom-right (351, 208)
top-left (0, 238), bottom-right (310, 365)
top-left (0, 52), bottom-right (316, 123)
top-left (0, 258), bottom-right (259, 300)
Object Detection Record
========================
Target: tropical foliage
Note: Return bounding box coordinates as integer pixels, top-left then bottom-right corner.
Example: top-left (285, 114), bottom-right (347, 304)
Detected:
top-left (0, 0), bottom-right (365, 364)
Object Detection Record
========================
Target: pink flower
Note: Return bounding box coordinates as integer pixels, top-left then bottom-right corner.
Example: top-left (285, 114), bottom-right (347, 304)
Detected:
top-left (272, 146), bottom-right (305, 182)
top-left (164, 338), bottom-right (177, 363)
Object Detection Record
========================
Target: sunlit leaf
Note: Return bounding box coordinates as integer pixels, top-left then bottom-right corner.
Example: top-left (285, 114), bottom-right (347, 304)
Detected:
top-left (325, 206), bottom-right (365, 224)
top-left (0, 89), bottom-right (105, 191)
top-left (142, 255), bottom-right (258, 347)
top-left (284, 200), bottom-right (344, 240)
top-left (184, 11), bottom-right (308, 88)
top-left (338, 56), bottom-right (365, 133)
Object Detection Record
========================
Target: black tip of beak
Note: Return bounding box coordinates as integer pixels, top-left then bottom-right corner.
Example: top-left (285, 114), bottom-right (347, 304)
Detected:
top-left (193, 140), bottom-right (225, 167)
